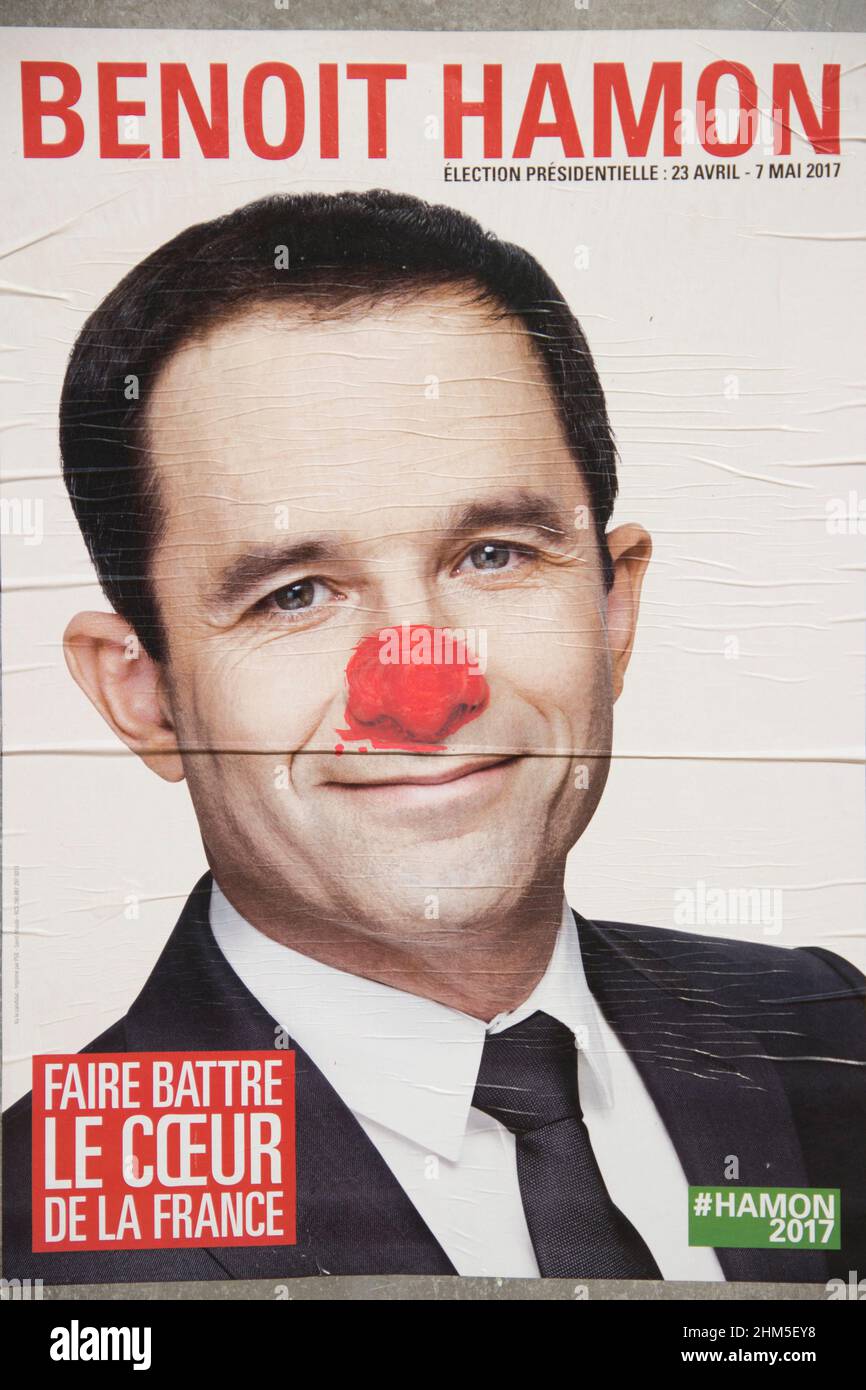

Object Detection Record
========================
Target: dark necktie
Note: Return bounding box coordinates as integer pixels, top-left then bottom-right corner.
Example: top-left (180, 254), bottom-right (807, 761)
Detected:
top-left (472, 1009), bottom-right (662, 1279)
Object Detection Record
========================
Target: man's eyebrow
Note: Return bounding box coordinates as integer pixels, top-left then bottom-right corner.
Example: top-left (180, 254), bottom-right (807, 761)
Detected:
top-left (441, 493), bottom-right (570, 542)
top-left (212, 492), bottom-right (570, 608)
top-left (214, 538), bottom-right (343, 607)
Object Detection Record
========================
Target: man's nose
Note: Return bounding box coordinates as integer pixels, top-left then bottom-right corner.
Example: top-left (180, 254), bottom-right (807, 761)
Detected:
top-left (339, 625), bottom-right (490, 749)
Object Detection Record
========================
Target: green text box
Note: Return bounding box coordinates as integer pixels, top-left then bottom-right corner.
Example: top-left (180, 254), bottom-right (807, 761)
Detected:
top-left (688, 1186), bottom-right (841, 1249)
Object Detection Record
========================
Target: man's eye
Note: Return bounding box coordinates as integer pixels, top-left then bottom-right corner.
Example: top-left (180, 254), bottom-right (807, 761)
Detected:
top-left (265, 578), bottom-right (334, 614)
top-left (457, 542), bottom-right (531, 574)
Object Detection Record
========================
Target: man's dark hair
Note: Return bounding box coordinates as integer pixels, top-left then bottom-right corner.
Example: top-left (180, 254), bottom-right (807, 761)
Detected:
top-left (60, 189), bottom-right (618, 661)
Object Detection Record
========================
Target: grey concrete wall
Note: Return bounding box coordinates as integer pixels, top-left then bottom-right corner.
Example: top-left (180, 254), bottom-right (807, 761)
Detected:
top-left (0, 0), bottom-right (863, 30)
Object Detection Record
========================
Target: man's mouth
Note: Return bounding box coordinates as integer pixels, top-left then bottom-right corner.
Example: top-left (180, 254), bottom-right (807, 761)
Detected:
top-left (324, 754), bottom-right (520, 804)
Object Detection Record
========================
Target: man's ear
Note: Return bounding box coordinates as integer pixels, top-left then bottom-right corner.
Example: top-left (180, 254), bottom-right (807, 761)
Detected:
top-left (63, 611), bottom-right (185, 783)
top-left (603, 524), bottom-right (652, 701)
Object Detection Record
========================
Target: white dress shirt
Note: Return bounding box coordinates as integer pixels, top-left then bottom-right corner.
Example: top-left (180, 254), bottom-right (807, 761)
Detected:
top-left (209, 882), bottom-right (724, 1281)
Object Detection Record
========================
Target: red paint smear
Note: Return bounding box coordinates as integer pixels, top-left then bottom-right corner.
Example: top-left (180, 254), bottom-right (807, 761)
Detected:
top-left (337, 625), bottom-right (490, 752)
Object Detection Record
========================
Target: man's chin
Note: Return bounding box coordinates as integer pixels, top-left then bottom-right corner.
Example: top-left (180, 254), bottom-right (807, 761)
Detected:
top-left (314, 830), bottom-right (563, 933)
top-left (342, 882), bottom-right (535, 939)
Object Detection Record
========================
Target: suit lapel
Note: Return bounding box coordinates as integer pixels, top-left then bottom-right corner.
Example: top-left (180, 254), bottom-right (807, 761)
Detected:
top-left (125, 874), bottom-right (456, 1278)
top-left (577, 910), bottom-right (829, 1282)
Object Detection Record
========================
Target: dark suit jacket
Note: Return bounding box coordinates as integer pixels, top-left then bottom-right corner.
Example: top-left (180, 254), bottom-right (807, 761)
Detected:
top-left (4, 871), bottom-right (865, 1286)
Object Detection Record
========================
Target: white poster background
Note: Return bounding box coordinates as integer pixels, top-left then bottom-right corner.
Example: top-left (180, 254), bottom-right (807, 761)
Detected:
top-left (2, 28), bottom-right (864, 1106)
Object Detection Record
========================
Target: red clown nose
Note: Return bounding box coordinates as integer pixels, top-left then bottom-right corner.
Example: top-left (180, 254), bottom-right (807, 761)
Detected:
top-left (337, 625), bottom-right (490, 751)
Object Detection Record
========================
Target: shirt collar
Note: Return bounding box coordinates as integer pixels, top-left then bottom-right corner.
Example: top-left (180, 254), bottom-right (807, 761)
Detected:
top-left (209, 883), bottom-right (613, 1161)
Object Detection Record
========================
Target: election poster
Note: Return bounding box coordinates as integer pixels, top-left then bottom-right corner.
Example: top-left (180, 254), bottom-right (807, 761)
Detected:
top-left (1, 5), bottom-right (864, 1326)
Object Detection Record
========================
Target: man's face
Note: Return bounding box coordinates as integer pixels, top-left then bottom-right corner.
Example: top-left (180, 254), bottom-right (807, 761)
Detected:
top-left (142, 291), bottom-right (644, 935)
